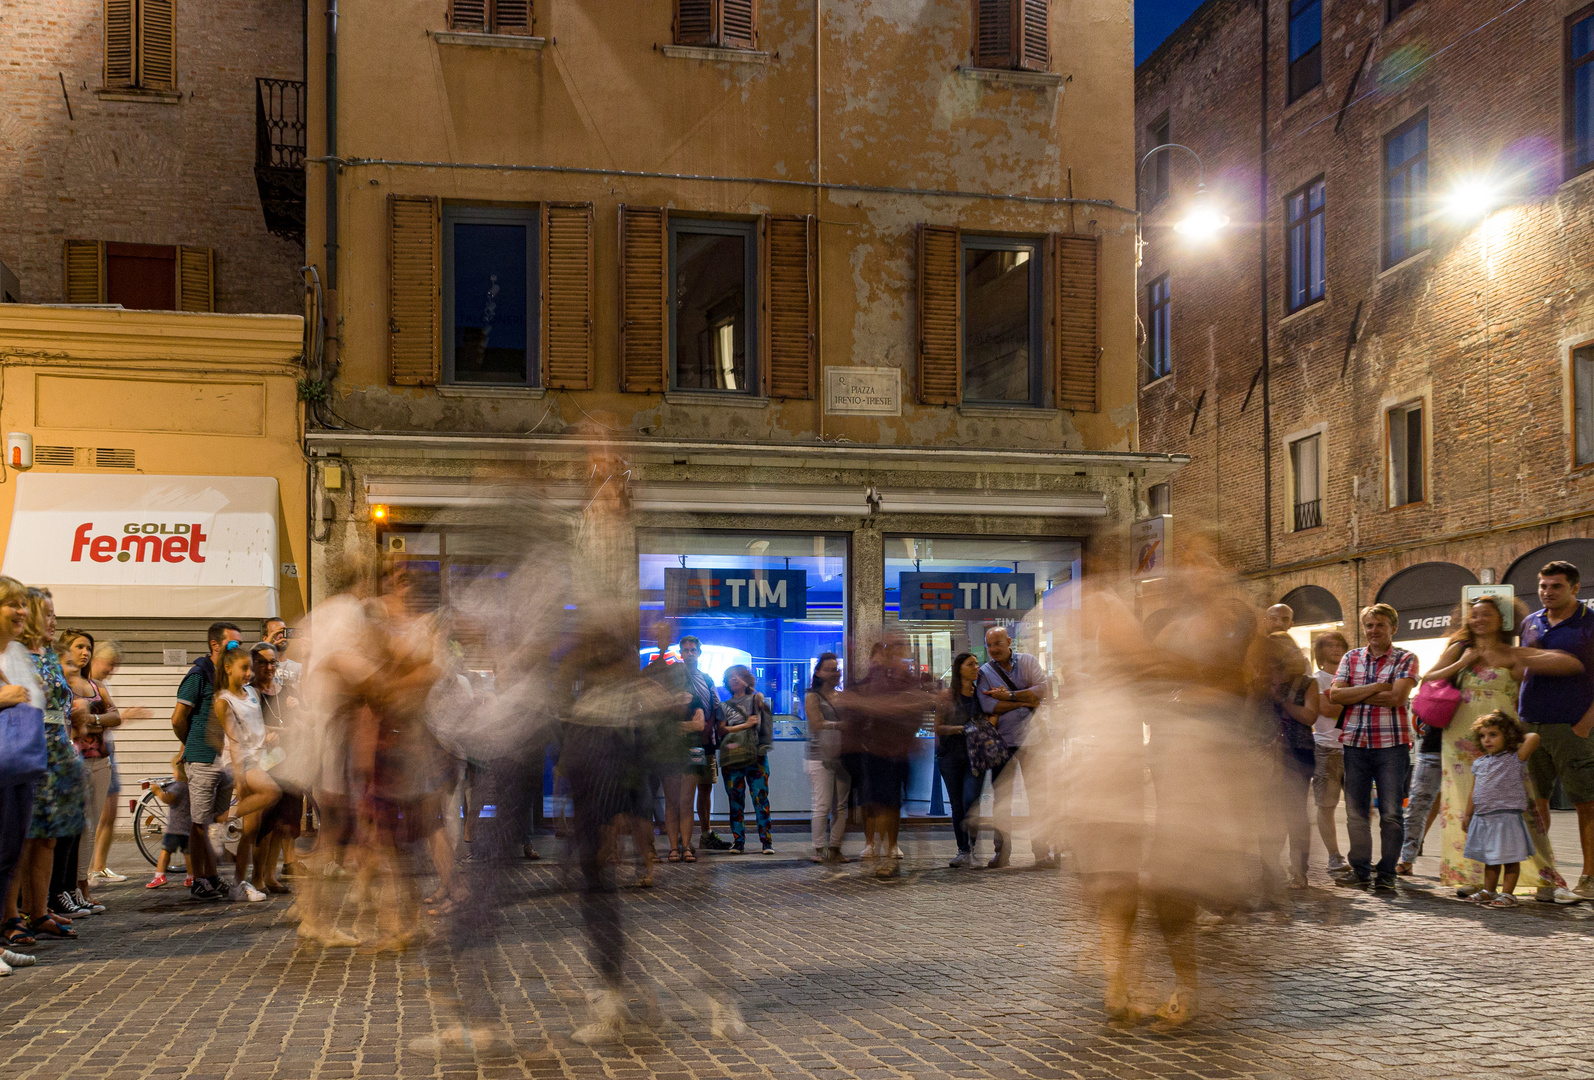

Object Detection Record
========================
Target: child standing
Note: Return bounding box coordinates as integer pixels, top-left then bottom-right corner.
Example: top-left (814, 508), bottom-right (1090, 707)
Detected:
top-left (147, 753), bottom-right (192, 889)
top-left (1462, 710), bottom-right (1543, 908)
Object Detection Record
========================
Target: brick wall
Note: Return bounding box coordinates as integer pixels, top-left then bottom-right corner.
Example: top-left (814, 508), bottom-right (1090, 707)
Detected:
top-left (1136, 0), bottom-right (1594, 626)
top-left (0, 0), bottom-right (303, 313)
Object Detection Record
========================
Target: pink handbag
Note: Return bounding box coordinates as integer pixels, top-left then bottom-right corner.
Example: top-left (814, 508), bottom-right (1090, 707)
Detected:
top-left (1412, 678), bottom-right (1462, 729)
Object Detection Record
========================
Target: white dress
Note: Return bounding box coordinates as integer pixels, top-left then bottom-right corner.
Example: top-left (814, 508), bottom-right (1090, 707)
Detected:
top-left (219, 687), bottom-right (266, 772)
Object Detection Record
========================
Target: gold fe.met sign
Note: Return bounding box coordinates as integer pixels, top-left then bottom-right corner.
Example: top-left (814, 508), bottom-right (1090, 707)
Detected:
top-left (824, 367), bottom-right (901, 416)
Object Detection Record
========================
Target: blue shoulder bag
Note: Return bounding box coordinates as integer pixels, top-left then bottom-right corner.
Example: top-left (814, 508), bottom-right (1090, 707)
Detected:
top-left (0, 703), bottom-right (47, 787)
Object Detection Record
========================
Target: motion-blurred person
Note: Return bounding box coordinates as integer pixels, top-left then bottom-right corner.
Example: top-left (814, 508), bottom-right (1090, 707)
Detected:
top-left (718, 665), bottom-right (774, 855)
top-left (1255, 631), bottom-right (1319, 890)
top-left (171, 621), bottom-right (242, 901)
top-left (804, 652), bottom-right (851, 864)
top-left (1309, 631), bottom-right (1349, 873)
top-left (250, 642), bottom-right (301, 892)
top-left (977, 626), bottom-right (1049, 868)
top-left (679, 636), bottom-right (729, 852)
top-left (86, 641), bottom-right (143, 887)
top-left (1328, 604), bottom-right (1418, 889)
top-left (842, 639), bottom-right (926, 879)
top-left (935, 652), bottom-right (985, 868)
top-left (1263, 604), bottom-right (1294, 635)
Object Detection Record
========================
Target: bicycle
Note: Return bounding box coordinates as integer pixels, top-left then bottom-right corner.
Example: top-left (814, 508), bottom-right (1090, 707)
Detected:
top-left (132, 777), bottom-right (243, 872)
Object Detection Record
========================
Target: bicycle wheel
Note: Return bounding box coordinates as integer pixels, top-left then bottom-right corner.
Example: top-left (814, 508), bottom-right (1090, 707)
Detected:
top-left (132, 791), bottom-right (175, 870)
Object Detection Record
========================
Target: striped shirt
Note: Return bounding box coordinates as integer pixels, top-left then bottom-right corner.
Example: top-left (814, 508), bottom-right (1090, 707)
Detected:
top-left (1334, 646), bottom-right (1419, 749)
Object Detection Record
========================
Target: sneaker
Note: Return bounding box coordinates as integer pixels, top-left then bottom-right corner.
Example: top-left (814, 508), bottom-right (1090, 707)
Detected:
top-left (760, 845), bottom-right (776, 855)
top-left (146, 874), bottom-right (168, 889)
top-left (892, 845), bottom-right (904, 859)
top-left (1574, 875), bottom-right (1594, 900)
top-left (987, 851), bottom-right (1010, 869)
top-left (727, 843), bottom-right (744, 855)
top-left (71, 890), bottom-right (105, 914)
top-left (1325, 854), bottom-right (1349, 873)
top-left (184, 876), bottom-right (194, 888)
top-left (1, 949), bottom-right (34, 967)
top-left (948, 852), bottom-right (972, 868)
top-left (0, 958), bottom-right (10, 977)
top-left (52, 891), bottom-right (87, 917)
top-left (860, 842), bottom-right (876, 858)
top-left (1374, 874), bottom-right (1398, 891)
top-left (190, 879), bottom-right (221, 901)
top-left (230, 882), bottom-right (268, 903)
top-left (88, 868), bottom-right (127, 883)
top-left (700, 832), bottom-right (732, 851)
top-left (1335, 871), bottom-right (1370, 887)
top-left (1535, 885), bottom-right (1582, 905)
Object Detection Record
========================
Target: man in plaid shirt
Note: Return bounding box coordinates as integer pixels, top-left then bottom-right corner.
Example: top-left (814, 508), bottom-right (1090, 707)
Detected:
top-left (1329, 603), bottom-right (1420, 888)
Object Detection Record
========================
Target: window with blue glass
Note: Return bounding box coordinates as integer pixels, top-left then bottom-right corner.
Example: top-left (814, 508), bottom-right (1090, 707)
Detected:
top-left (1147, 273), bottom-right (1172, 382)
top-left (1383, 113), bottom-right (1428, 269)
top-left (1288, 0), bottom-right (1322, 103)
top-left (1287, 177), bottom-right (1326, 312)
top-left (442, 205), bottom-right (538, 387)
top-left (670, 218), bottom-right (758, 394)
top-left (1568, 6), bottom-right (1594, 178)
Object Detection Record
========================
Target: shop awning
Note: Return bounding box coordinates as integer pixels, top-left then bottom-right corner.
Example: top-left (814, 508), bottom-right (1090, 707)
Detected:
top-left (1, 473), bottom-right (280, 619)
top-left (1375, 561), bottom-right (1478, 641)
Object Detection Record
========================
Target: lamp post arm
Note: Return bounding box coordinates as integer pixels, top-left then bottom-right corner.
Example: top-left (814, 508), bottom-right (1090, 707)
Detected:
top-left (1137, 143), bottom-right (1207, 209)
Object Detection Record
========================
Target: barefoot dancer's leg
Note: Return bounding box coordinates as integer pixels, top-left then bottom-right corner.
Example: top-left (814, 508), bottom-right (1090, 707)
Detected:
top-left (1152, 891), bottom-right (1200, 1024)
top-left (1087, 876), bottom-right (1140, 1021)
top-left (90, 794), bottom-right (118, 875)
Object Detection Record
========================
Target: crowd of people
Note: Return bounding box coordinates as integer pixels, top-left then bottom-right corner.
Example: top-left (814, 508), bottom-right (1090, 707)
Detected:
top-left (2, 541), bottom-right (1591, 1035)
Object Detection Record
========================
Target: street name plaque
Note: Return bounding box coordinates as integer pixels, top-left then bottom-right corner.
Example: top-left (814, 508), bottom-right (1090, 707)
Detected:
top-left (824, 366), bottom-right (901, 416)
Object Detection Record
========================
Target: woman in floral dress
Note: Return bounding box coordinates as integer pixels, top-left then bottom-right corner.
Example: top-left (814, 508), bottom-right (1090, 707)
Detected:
top-left (1420, 597), bottom-right (1581, 896)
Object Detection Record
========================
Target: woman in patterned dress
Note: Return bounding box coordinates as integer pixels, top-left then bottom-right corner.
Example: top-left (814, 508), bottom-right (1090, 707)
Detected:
top-left (2, 589), bottom-right (87, 941)
top-left (1420, 596), bottom-right (1582, 898)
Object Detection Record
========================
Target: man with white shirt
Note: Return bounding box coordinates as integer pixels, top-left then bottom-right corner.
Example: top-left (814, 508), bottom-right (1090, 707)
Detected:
top-left (976, 626), bottom-right (1049, 869)
top-left (1310, 631), bottom-right (1349, 873)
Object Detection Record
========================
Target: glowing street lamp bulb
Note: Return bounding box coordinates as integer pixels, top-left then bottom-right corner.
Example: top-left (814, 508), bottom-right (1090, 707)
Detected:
top-left (1173, 188), bottom-right (1229, 239)
top-left (1446, 180), bottom-right (1498, 221)
top-left (371, 504), bottom-right (389, 523)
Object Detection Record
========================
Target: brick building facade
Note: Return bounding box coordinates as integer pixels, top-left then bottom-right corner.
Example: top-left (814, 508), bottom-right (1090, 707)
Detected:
top-left (0, 0), bottom-right (305, 313)
top-left (1137, 0), bottom-right (1594, 660)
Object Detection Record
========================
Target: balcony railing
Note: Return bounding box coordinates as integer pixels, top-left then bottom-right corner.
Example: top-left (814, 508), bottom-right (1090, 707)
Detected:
top-left (1293, 498), bottom-right (1322, 532)
top-left (255, 78), bottom-right (306, 244)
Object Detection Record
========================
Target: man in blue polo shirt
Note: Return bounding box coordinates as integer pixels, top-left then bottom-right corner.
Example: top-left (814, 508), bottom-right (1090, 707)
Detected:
top-left (1518, 560), bottom-right (1594, 901)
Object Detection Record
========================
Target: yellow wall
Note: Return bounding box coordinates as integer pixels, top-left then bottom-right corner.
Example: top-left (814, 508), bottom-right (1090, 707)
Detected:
top-left (0, 305), bottom-right (309, 620)
top-left (307, 0), bottom-right (1139, 450)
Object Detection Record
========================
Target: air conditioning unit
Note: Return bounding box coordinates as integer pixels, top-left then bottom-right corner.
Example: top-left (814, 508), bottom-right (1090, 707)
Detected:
top-left (384, 534), bottom-right (406, 553)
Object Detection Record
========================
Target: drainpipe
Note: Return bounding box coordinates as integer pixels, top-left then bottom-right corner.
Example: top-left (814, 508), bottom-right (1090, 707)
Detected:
top-left (323, 0), bottom-right (339, 377)
top-left (1259, 0), bottom-right (1274, 571)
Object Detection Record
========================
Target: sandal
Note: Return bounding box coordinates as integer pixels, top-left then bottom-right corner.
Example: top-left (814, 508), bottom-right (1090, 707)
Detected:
top-left (29, 916), bottom-right (77, 939)
top-left (667, 847), bottom-right (683, 863)
top-left (2, 919), bottom-right (35, 947)
top-left (1489, 894), bottom-right (1518, 908)
top-left (1395, 862), bottom-right (1414, 876)
top-left (682, 847), bottom-right (697, 863)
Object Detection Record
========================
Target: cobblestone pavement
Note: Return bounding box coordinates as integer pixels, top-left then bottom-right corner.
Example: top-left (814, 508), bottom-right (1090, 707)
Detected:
top-left (2, 828), bottom-right (1591, 1080)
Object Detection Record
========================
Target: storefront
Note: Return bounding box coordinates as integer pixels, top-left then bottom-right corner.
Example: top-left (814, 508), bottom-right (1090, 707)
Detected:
top-left (1375, 561), bottom-right (1479, 674)
top-left (1504, 539), bottom-right (1594, 602)
top-left (1280, 583), bottom-right (1346, 659)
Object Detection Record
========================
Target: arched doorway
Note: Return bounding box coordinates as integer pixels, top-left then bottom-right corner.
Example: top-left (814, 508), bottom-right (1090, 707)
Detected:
top-left (1504, 539), bottom-right (1594, 603)
top-left (1279, 584), bottom-right (1346, 661)
top-left (1376, 561), bottom-right (1479, 672)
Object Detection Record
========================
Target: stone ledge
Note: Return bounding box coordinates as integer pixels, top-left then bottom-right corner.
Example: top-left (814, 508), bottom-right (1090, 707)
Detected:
top-left (434, 31), bottom-right (547, 50)
top-left (434, 384), bottom-right (547, 399)
top-left (957, 66), bottom-right (1064, 88)
top-left (958, 404), bottom-right (1061, 419)
top-left (664, 391), bottom-right (770, 409)
top-left (660, 44), bottom-right (769, 64)
top-left (96, 89), bottom-right (182, 104)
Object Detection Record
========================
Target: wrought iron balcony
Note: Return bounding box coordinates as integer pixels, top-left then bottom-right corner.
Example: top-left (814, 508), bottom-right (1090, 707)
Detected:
top-left (1293, 498), bottom-right (1322, 532)
top-left (255, 78), bottom-right (306, 245)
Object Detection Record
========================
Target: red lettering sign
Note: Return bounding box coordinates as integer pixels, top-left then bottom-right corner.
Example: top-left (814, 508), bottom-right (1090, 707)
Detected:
top-left (68, 523), bottom-right (208, 564)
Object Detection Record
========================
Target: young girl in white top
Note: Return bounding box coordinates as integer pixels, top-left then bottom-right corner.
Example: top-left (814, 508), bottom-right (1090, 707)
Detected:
top-left (1461, 710), bottom-right (1542, 908)
top-left (214, 646), bottom-right (279, 902)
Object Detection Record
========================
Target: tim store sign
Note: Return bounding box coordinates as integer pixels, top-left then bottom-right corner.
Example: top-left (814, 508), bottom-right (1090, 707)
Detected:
top-left (71, 522), bottom-right (210, 564)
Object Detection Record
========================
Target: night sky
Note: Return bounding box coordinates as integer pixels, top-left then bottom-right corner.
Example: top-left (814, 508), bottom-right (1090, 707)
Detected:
top-left (1137, 0), bottom-right (1210, 65)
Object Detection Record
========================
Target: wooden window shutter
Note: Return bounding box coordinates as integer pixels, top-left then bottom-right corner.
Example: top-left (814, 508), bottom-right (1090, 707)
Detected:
top-left (542, 202), bottom-right (594, 390)
top-left (721, 0), bottom-right (757, 49)
top-left (917, 223), bottom-right (962, 406)
top-left (619, 205), bottom-right (668, 393)
top-left (1016, 0), bottom-right (1049, 71)
top-left (674, 0), bottom-right (716, 46)
top-left (176, 246), bottom-right (214, 312)
top-left (448, 0), bottom-right (487, 32)
top-left (388, 194), bottom-right (441, 386)
top-left (972, 0), bottom-right (1013, 69)
top-left (138, 0), bottom-right (176, 91)
top-left (1055, 233), bottom-right (1100, 412)
top-left (493, 0), bottom-right (533, 35)
top-left (761, 215), bottom-right (816, 400)
top-left (64, 240), bottom-right (107, 304)
top-left (105, 0), bottom-right (135, 86)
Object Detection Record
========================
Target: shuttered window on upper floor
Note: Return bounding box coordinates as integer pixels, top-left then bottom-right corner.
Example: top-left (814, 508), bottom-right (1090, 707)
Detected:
top-left (447, 0), bottom-right (534, 35)
top-left (389, 195), bottom-right (594, 388)
top-left (63, 239), bottom-right (213, 311)
top-left (972, 0), bottom-right (1049, 72)
top-left (673, 0), bottom-right (758, 50)
top-left (917, 225), bottom-right (1100, 410)
top-left (104, 0), bottom-right (177, 91)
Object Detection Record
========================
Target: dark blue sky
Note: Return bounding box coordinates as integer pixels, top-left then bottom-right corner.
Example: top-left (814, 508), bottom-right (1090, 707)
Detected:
top-left (1137, 0), bottom-right (1210, 65)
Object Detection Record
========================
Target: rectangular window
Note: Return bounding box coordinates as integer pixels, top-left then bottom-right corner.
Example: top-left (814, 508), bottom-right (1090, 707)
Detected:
top-left (1147, 273), bottom-right (1171, 381)
top-left (1575, 345), bottom-right (1594, 467)
top-left (442, 206), bottom-right (538, 387)
top-left (669, 217), bottom-right (757, 393)
top-left (1383, 113), bottom-right (1429, 269)
top-left (962, 236), bottom-right (1042, 405)
top-left (1148, 114), bottom-right (1171, 205)
top-left (1148, 482), bottom-right (1171, 517)
top-left (447, 0), bottom-right (533, 35)
top-left (1287, 177), bottom-right (1326, 312)
top-left (972, 0), bottom-right (1050, 72)
top-left (1567, 6), bottom-right (1594, 178)
top-left (1290, 434), bottom-right (1322, 531)
top-left (1388, 401), bottom-right (1425, 506)
top-left (106, 242), bottom-right (176, 310)
top-left (673, 0), bottom-right (758, 50)
top-left (1387, 0), bottom-right (1421, 20)
top-left (1288, 0), bottom-right (1322, 103)
top-left (104, 0), bottom-right (176, 91)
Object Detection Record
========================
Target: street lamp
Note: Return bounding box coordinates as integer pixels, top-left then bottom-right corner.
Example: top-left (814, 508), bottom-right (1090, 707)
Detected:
top-left (1137, 143), bottom-right (1229, 264)
top-left (1443, 178), bottom-right (1500, 222)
